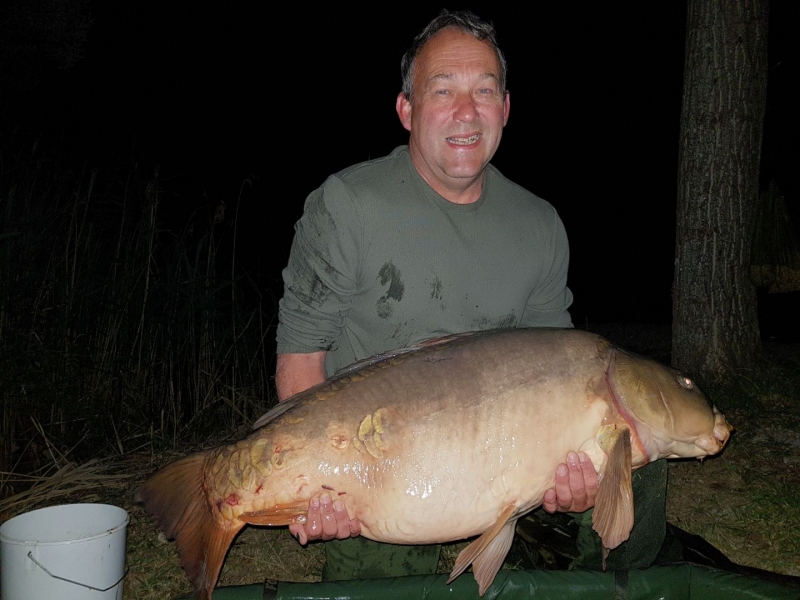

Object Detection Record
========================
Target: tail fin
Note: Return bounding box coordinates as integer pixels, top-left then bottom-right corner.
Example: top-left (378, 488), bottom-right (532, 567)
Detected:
top-left (137, 451), bottom-right (243, 600)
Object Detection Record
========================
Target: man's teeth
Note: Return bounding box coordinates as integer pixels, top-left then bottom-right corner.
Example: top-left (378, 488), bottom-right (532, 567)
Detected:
top-left (447, 134), bottom-right (480, 145)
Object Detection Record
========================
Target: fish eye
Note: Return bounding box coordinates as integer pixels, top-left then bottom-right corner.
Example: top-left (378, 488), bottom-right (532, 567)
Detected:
top-left (677, 375), bottom-right (694, 389)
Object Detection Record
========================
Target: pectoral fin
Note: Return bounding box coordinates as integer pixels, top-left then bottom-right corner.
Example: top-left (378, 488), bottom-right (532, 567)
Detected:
top-left (239, 501), bottom-right (309, 526)
top-left (592, 427), bottom-right (634, 558)
top-left (447, 503), bottom-right (516, 596)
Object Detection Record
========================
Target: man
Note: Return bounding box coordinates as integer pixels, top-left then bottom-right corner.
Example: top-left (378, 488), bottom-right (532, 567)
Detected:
top-left (275, 9), bottom-right (665, 581)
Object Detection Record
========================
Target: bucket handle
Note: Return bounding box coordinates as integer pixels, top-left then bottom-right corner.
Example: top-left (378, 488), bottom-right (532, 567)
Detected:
top-left (27, 551), bottom-right (129, 592)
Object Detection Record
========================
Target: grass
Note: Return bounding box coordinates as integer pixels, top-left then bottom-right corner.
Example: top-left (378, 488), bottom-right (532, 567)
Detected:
top-left (665, 343), bottom-right (800, 577)
top-left (0, 136), bottom-right (277, 486)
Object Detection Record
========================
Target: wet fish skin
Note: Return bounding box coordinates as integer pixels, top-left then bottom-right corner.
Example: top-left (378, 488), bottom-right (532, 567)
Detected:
top-left (137, 328), bottom-right (733, 599)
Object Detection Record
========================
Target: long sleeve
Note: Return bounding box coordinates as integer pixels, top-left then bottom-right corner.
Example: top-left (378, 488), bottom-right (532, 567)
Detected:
top-left (276, 176), bottom-right (363, 355)
top-left (519, 209), bottom-right (573, 329)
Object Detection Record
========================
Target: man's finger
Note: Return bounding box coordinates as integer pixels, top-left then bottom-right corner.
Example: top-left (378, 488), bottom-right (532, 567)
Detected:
top-left (306, 495), bottom-right (322, 537)
top-left (319, 493), bottom-right (339, 540)
top-left (552, 462), bottom-right (572, 511)
top-left (579, 452), bottom-right (599, 495)
top-left (349, 516), bottom-right (362, 536)
top-left (289, 523), bottom-right (308, 545)
top-left (332, 498), bottom-right (352, 539)
top-left (542, 487), bottom-right (559, 513)
top-left (567, 452), bottom-right (588, 505)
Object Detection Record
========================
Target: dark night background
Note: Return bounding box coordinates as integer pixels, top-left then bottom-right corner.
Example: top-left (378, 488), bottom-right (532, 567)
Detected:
top-left (4, 3), bottom-right (799, 333)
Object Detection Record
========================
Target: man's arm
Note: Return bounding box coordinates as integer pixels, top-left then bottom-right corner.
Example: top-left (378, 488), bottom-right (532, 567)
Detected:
top-left (276, 352), bottom-right (328, 401)
top-left (519, 208), bottom-right (574, 329)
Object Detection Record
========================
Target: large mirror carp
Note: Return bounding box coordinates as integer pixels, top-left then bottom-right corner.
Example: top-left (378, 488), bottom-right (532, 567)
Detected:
top-left (138, 327), bottom-right (733, 599)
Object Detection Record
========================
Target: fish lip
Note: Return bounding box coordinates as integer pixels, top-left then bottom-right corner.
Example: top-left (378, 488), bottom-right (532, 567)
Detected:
top-left (697, 406), bottom-right (733, 453)
top-left (693, 433), bottom-right (726, 455)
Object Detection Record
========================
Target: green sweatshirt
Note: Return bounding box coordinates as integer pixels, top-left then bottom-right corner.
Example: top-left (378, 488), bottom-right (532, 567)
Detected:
top-left (277, 146), bottom-right (573, 376)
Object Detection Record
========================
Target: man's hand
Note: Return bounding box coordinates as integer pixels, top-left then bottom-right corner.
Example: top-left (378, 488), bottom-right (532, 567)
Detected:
top-left (288, 492), bottom-right (362, 545)
top-left (542, 451), bottom-right (598, 513)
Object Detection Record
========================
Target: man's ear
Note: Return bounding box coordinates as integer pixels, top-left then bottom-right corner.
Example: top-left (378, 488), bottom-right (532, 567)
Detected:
top-left (396, 92), bottom-right (412, 132)
top-left (503, 90), bottom-right (510, 127)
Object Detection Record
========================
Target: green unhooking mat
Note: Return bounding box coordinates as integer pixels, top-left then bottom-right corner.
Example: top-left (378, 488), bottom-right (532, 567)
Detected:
top-left (177, 564), bottom-right (799, 600)
top-left (175, 521), bottom-right (800, 599)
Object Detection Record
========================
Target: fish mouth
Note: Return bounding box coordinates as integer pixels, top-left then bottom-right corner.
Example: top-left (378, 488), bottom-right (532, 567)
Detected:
top-left (446, 133), bottom-right (481, 146)
top-left (660, 408), bottom-right (734, 458)
top-left (693, 407), bottom-right (734, 455)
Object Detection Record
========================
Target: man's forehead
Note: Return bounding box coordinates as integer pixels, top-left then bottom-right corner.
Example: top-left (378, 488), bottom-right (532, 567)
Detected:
top-left (416, 30), bottom-right (501, 79)
top-left (426, 71), bottom-right (500, 84)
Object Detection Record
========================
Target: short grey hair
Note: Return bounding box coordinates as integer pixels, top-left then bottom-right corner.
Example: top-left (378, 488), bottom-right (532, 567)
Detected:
top-left (400, 9), bottom-right (508, 102)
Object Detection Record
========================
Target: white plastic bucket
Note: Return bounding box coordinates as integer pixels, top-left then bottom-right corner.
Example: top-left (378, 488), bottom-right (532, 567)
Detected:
top-left (0, 503), bottom-right (129, 600)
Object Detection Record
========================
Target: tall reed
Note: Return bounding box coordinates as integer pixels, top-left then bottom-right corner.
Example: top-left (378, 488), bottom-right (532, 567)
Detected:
top-left (0, 140), bottom-right (276, 489)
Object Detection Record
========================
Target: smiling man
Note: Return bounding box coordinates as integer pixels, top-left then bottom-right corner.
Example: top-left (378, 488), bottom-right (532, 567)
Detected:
top-left (396, 26), bottom-right (510, 204)
top-left (274, 9), bottom-right (666, 583)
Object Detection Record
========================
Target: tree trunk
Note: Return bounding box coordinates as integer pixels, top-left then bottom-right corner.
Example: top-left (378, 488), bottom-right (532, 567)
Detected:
top-left (672, 0), bottom-right (769, 379)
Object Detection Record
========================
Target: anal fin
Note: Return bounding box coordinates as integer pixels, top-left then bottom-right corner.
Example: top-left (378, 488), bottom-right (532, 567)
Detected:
top-left (471, 518), bottom-right (518, 595)
top-left (447, 503), bottom-right (516, 596)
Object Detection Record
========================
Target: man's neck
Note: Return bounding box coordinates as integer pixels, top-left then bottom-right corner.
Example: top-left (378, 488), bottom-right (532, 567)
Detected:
top-left (409, 155), bottom-right (485, 205)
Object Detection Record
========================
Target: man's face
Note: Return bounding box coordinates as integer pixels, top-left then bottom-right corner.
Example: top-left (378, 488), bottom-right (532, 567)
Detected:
top-left (396, 28), bottom-right (510, 202)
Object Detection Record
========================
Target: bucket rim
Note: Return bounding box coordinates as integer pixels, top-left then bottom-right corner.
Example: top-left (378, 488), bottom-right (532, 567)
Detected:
top-left (0, 503), bottom-right (129, 546)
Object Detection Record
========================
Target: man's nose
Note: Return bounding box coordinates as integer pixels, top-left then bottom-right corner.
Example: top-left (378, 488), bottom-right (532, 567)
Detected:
top-left (453, 94), bottom-right (478, 123)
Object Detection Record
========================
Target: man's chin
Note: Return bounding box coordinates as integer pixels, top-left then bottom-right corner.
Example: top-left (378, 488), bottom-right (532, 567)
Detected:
top-left (442, 164), bottom-right (487, 180)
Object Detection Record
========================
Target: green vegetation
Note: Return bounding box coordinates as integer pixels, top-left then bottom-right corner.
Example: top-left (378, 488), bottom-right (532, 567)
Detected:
top-left (0, 138), bottom-right (277, 492)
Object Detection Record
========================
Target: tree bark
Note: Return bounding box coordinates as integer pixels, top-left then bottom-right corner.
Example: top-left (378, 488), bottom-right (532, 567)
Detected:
top-left (672, 0), bottom-right (769, 379)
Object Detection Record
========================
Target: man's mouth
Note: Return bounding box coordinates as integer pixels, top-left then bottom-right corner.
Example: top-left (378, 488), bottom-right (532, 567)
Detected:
top-left (446, 134), bottom-right (480, 145)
